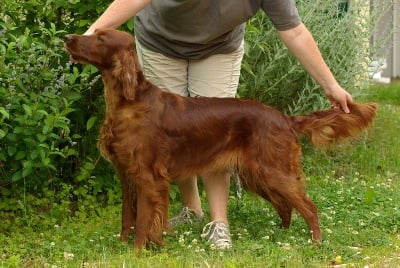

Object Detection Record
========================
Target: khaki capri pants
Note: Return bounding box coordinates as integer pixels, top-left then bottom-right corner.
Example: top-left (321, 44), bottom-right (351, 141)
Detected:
top-left (135, 39), bottom-right (244, 98)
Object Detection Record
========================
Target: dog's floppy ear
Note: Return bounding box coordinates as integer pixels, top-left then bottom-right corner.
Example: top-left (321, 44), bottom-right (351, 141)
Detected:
top-left (112, 49), bottom-right (138, 101)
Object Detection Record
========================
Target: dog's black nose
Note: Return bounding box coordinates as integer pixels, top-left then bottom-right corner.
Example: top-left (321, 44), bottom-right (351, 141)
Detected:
top-left (64, 35), bottom-right (72, 43)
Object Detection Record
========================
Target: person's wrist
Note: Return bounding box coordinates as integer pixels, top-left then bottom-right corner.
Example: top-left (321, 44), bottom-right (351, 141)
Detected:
top-left (84, 28), bottom-right (95, 36)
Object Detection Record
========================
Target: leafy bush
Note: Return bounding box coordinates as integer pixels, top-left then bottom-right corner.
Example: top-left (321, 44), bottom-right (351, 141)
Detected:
top-left (0, 1), bottom-right (118, 206)
top-left (239, 0), bottom-right (385, 114)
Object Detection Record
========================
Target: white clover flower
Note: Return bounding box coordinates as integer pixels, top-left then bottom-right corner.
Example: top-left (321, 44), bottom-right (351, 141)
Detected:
top-left (63, 252), bottom-right (74, 260)
top-left (178, 235), bottom-right (185, 244)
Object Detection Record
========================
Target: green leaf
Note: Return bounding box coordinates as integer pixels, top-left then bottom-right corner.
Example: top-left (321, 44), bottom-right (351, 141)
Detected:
top-left (30, 150), bottom-right (40, 160)
top-left (15, 151), bottom-right (26, 161)
top-left (86, 116), bottom-right (97, 130)
top-left (43, 114), bottom-right (55, 134)
top-left (13, 127), bottom-right (24, 134)
top-left (11, 170), bottom-right (22, 182)
top-left (33, 110), bottom-right (48, 121)
top-left (364, 188), bottom-right (375, 205)
top-left (22, 104), bottom-right (32, 116)
top-left (22, 167), bottom-right (33, 178)
top-left (0, 129), bottom-right (6, 139)
top-left (8, 146), bottom-right (17, 156)
top-left (0, 107), bottom-right (9, 119)
top-left (42, 158), bottom-right (51, 166)
top-left (127, 19), bottom-right (134, 31)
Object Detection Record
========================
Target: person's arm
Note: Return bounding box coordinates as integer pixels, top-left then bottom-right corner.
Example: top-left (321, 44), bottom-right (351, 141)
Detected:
top-left (278, 23), bottom-right (352, 113)
top-left (85, 0), bottom-right (152, 35)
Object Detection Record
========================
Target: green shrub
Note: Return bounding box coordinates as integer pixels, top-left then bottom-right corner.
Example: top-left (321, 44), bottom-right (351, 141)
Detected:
top-left (239, 0), bottom-right (382, 114)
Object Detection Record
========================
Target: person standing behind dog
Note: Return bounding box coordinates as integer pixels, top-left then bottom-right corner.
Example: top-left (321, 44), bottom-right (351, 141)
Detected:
top-left (83, 0), bottom-right (353, 249)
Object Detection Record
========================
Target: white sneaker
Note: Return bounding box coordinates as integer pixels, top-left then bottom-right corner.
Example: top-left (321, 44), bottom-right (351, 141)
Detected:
top-left (201, 221), bottom-right (232, 249)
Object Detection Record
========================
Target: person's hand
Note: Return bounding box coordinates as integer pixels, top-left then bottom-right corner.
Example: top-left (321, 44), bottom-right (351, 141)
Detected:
top-left (84, 28), bottom-right (95, 36)
top-left (324, 84), bottom-right (353, 113)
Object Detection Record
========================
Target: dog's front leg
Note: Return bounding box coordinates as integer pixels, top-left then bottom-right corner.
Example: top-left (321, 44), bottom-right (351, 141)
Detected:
top-left (119, 173), bottom-right (136, 242)
top-left (133, 171), bottom-right (170, 248)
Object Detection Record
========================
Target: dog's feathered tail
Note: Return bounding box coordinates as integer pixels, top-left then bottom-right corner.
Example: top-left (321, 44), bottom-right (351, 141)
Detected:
top-left (290, 103), bottom-right (378, 146)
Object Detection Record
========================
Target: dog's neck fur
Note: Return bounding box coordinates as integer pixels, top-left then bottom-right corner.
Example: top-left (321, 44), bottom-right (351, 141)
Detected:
top-left (100, 67), bottom-right (152, 116)
top-left (102, 71), bottom-right (123, 115)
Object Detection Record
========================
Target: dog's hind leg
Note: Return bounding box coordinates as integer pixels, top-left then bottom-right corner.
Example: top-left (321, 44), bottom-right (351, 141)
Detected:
top-left (274, 176), bottom-right (321, 241)
top-left (260, 192), bottom-right (293, 228)
top-left (255, 168), bottom-right (321, 242)
top-left (240, 169), bottom-right (293, 228)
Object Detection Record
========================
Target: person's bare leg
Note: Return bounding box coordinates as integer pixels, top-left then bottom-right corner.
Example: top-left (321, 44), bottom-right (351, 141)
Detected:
top-left (202, 172), bottom-right (230, 222)
top-left (201, 172), bottom-right (232, 248)
top-left (177, 176), bottom-right (204, 217)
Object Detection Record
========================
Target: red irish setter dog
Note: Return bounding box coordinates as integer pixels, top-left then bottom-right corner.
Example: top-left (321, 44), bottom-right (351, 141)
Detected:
top-left (64, 29), bottom-right (377, 248)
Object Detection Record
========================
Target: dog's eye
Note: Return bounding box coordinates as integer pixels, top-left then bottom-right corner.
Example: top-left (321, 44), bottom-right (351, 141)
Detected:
top-left (97, 35), bottom-right (105, 42)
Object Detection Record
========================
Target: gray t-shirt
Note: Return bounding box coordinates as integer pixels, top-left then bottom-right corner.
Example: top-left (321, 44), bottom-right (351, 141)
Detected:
top-left (134, 0), bottom-right (301, 59)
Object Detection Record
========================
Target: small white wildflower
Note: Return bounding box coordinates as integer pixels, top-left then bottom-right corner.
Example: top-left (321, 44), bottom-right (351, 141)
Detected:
top-left (184, 231), bottom-right (192, 236)
top-left (54, 225), bottom-right (60, 228)
top-left (63, 252), bottom-right (74, 260)
top-left (178, 235), bottom-right (185, 244)
top-left (50, 242), bottom-right (56, 247)
top-left (262, 235), bottom-right (270, 240)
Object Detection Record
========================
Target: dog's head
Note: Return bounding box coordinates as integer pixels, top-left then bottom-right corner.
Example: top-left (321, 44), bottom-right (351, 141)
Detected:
top-left (64, 29), bottom-right (134, 67)
top-left (64, 29), bottom-right (139, 100)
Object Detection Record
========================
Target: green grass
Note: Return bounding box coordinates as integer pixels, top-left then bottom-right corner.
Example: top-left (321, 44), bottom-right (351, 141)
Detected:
top-left (1, 82), bottom-right (400, 267)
